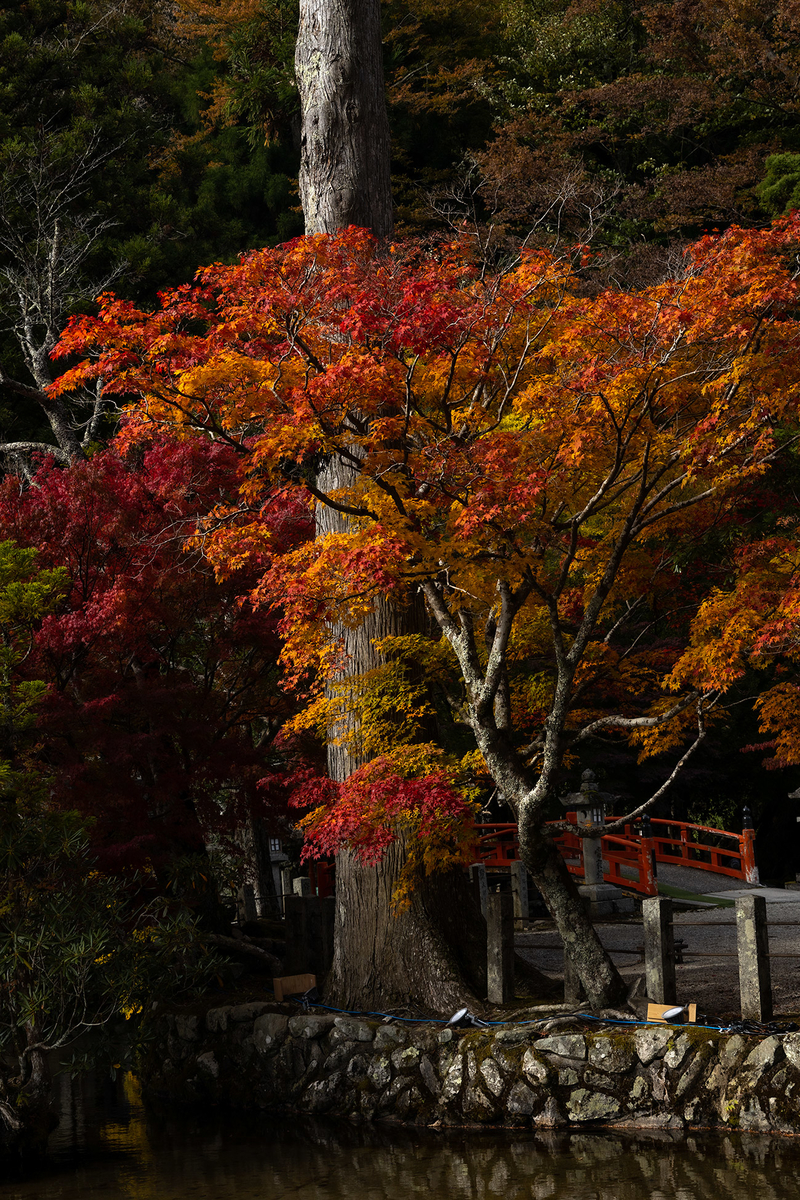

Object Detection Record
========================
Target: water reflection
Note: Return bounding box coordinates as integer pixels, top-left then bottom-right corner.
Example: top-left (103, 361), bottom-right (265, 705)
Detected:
top-left (0, 1073), bottom-right (797, 1200)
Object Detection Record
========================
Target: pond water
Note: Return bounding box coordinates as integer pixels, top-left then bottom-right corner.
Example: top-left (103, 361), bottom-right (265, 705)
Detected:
top-left (2, 1072), bottom-right (800, 1200)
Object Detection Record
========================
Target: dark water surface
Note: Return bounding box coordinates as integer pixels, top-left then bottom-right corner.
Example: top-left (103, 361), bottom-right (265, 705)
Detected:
top-left (2, 1073), bottom-right (800, 1200)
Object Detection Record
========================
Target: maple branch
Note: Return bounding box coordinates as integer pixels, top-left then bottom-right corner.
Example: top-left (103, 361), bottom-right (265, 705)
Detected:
top-left (0, 440), bottom-right (70, 464)
top-left (602, 595), bottom-right (645, 644)
top-left (477, 576), bottom-right (533, 723)
top-left (603, 699), bottom-right (711, 834)
top-left (570, 692), bottom-right (699, 744)
top-left (304, 478), bottom-right (379, 521)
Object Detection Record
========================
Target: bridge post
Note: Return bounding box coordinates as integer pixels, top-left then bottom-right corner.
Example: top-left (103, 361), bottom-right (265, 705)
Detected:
top-left (639, 813), bottom-right (658, 895)
top-left (642, 895), bottom-right (677, 1004)
top-left (736, 894), bottom-right (772, 1021)
top-left (740, 807), bottom-right (760, 884)
top-left (487, 892), bottom-right (514, 1004)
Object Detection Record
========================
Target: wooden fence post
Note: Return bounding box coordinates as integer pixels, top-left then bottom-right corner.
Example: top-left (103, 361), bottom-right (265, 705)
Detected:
top-left (487, 893), bottom-right (514, 1005)
top-left (642, 895), bottom-right (677, 1004)
top-left (736, 894), bottom-right (772, 1021)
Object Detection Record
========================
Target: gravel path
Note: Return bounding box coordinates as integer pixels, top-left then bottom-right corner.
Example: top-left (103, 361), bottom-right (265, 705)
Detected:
top-left (516, 878), bottom-right (800, 1019)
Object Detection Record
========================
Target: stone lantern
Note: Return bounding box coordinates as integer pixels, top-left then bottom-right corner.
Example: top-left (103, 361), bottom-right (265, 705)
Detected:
top-left (561, 768), bottom-right (633, 916)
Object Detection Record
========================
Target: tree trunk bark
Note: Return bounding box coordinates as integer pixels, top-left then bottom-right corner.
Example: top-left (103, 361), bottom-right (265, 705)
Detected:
top-left (317, 456), bottom-right (489, 1012)
top-left (295, 0), bottom-right (393, 237)
top-left (328, 843), bottom-right (489, 1013)
top-left (519, 809), bottom-right (627, 1008)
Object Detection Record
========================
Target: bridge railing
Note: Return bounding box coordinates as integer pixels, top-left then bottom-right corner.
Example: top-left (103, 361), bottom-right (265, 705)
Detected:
top-left (474, 819), bottom-right (658, 896)
top-left (638, 817), bottom-right (757, 883)
top-left (474, 812), bottom-right (757, 897)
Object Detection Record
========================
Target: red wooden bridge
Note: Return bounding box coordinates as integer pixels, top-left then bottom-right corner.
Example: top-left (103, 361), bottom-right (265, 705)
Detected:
top-left (474, 814), bottom-right (759, 897)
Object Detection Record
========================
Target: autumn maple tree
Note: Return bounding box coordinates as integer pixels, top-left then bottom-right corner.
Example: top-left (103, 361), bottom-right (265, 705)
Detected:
top-left (0, 436), bottom-right (311, 920)
top-left (48, 215), bottom-right (800, 1007)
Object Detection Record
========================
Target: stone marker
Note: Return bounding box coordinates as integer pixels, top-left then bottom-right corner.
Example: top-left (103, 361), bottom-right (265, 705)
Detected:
top-left (510, 861), bottom-right (529, 922)
top-left (487, 892), bottom-right (514, 1004)
top-left (469, 862), bottom-right (488, 918)
top-left (292, 875), bottom-right (313, 897)
top-left (736, 893), bottom-right (772, 1022)
top-left (280, 867), bottom-right (293, 915)
top-left (237, 882), bottom-right (258, 924)
top-left (643, 895), bottom-right (677, 1005)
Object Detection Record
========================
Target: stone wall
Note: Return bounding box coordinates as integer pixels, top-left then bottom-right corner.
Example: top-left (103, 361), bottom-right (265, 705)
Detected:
top-left (142, 1003), bottom-right (800, 1134)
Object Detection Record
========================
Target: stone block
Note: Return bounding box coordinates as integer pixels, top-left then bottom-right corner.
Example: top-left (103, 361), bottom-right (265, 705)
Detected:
top-left (634, 1026), bottom-right (672, 1065)
top-left (494, 1027), bottom-right (533, 1045)
top-left (368, 1056), bottom-right (391, 1088)
top-left (254, 1012), bottom-right (289, 1052)
top-left (566, 1089), bottom-right (621, 1122)
top-left (536, 1034), bottom-right (586, 1059)
top-left (196, 1050), bottom-right (219, 1078)
top-left (391, 1045), bottom-right (420, 1071)
top-left (588, 1037), bottom-right (636, 1073)
top-left (374, 1024), bottom-right (407, 1050)
top-left (463, 1084), bottom-right (495, 1116)
top-left (522, 1048), bottom-right (548, 1083)
top-left (743, 1035), bottom-right (782, 1074)
top-left (783, 1033), bottom-right (800, 1071)
top-left (664, 1033), bottom-right (692, 1070)
top-left (174, 1014), bottom-right (200, 1041)
top-left (420, 1054), bottom-right (440, 1097)
top-left (507, 1080), bottom-right (536, 1115)
top-left (480, 1057), bottom-right (504, 1096)
top-left (331, 1017), bottom-right (374, 1043)
top-left (205, 1006), bottom-right (231, 1033)
top-left (287, 1014), bottom-right (336, 1039)
top-left (228, 1001), bottom-right (271, 1023)
top-left (441, 1056), bottom-right (465, 1100)
top-left (721, 1034), bottom-right (746, 1068)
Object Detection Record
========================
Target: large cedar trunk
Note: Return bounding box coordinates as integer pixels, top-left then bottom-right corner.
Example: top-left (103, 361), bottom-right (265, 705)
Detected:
top-left (328, 845), bottom-right (488, 1013)
top-left (295, 0), bottom-right (393, 238)
top-left (317, 457), bottom-right (487, 1013)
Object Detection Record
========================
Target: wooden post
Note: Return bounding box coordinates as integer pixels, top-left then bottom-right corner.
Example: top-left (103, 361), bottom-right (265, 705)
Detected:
top-left (487, 893), bottom-right (514, 1005)
top-left (639, 814), bottom-right (658, 896)
top-left (736, 894), bottom-right (772, 1021)
top-left (642, 895), bottom-right (677, 1004)
top-left (469, 862), bottom-right (488, 918)
top-left (740, 807), bottom-right (760, 885)
top-left (510, 861), bottom-right (529, 922)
